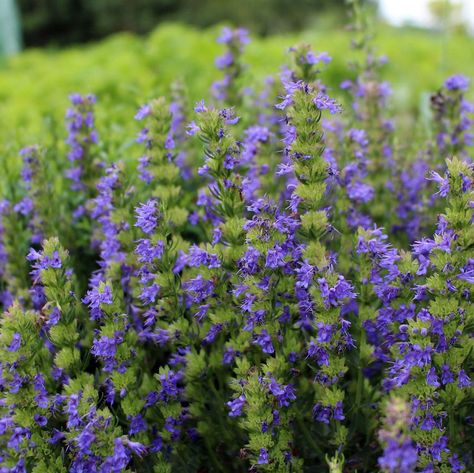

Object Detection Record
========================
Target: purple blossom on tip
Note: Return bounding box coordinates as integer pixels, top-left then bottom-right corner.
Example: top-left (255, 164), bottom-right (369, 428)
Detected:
top-left (334, 401), bottom-right (345, 421)
top-left (295, 261), bottom-right (314, 289)
top-left (312, 403), bottom-right (331, 424)
top-left (217, 27), bottom-right (250, 45)
top-left (194, 100), bottom-right (207, 113)
top-left (219, 107), bottom-right (240, 125)
top-left (65, 93), bottom-right (98, 196)
top-left (340, 79), bottom-right (352, 90)
top-left (223, 347), bottom-right (239, 364)
top-left (102, 437), bottom-right (130, 471)
top-left (306, 51), bottom-right (332, 65)
top-left (129, 414), bottom-right (147, 435)
top-left (134, 104), bottom-right (151, 120)
top-left (217, 26), bottom-right (235, 44)
top-left (445, 74), bottom-right (470, 92)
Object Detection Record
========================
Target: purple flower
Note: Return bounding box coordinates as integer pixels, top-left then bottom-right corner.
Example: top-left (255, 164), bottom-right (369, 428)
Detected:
top-left (135, 239), bottom-right (164, 263)
top-left (215, 51), bottom-right (234, 69)
top-left (134, 104), bottom-right (151, 120)
top-left (333, 401), bottom-right (345, 421)
top-left (316, 322), bottom-right (334, 343)
top-left (203, 323), bottom-right (223, 344)
top-left (223, 347), bottom-right (238, 365)
top-left (378, 439), bottom-right (417, 473)
top-left (441, 364), bottom-right (455, 385)
top-left (155, 370), bottom-right (182, 402)
top-left (307, 341), bottom-right (329, 366)
top-left (458, 369), bottom-right (471, 388)
top-left (8, 427), bottom-right (30, 451)
top-left (258, 448), bottom-right (269, 464)
top-left (48, 307), bottom-right (61, 326)
top-left (312, 403), bottom-right (331, 424)
top-left (34, 414), bottom-right (48, 427)
top-left (13, 197), bottom-right (34, 216)
top-left (123, 437), bottom-right (147, 457)
top-left (268, 378), bottom-right (296, 407)
top-left (82, 283), bottom-right (113, 318)
top-left (91, 336), bottom-right (117, 358)
top-left (135, 200), bottom-right (158, 235)
top-left (265, 245), bottom-right (286, 269)
top-left (75, 425), bottom-right (96, 455)
top-left (103, 437), bottom-right (130, 471)
top-left (139, 282), bottom-right (160, 305)
top-left (186, 121), bottom-right (200, 136)
top-left (306, 51), bottom-right (332, 65)
top-left (188, 246), bottom-right (221, 269)
top-left (227, 394), bottom-right (246, 417)
top-left (444, 74), bottom-right (470, 91)
top-left (49, 429), bottom-right (65, 445)
top-left (426, 367), bottom-right (440, 387)
top-left (65, 93), bottom-right (98, 197)
top-left (253, 329), bottom-right (274, 354)
top-left (194, 99), bottom-right (207, 113)
top-left (347, 181), bottom-right (374, 203)
top-left (239, 247), bottom-right (260, 275)
top-left (129, 414), bottom-right (147, 435)
top-left (182, 275), bottom-right (215, 304)
top-left (314, 93), bottom-right (342, 114)
top-left (318, 275), bottom-right (356, 308)
top-left (7, 333), bottom-right (21, 352)
top-left (429, 171), bottom-right (450, 197)
top-left (65, 393), bottom-right (81, 428)
top-left (295, 261), bottom-right (314, 289)
top-left (217, 26), bottom-right (249, 45)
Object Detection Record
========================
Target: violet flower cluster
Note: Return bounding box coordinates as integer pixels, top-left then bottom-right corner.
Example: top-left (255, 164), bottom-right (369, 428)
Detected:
top-left (0, 17), bottom-right (473, 473)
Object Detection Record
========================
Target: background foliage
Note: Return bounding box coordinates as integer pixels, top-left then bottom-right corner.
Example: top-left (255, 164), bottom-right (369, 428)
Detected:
top-left (1, 22), bottom-right (473, 168)
top-left (18, 0), bottom-right (350, 46)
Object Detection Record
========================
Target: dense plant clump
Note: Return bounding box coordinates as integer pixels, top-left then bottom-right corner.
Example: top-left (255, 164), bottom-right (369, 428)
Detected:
top-left (0, 10), bottom-right (473, 473)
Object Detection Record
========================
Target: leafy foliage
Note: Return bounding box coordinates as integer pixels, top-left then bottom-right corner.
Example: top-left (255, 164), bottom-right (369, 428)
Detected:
top-left (0, 5), bottom-right (473, 473)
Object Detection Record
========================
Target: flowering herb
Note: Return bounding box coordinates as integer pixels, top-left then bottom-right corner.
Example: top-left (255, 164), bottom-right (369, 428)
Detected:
top-left (0, 11), bottom-right (473, 473)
